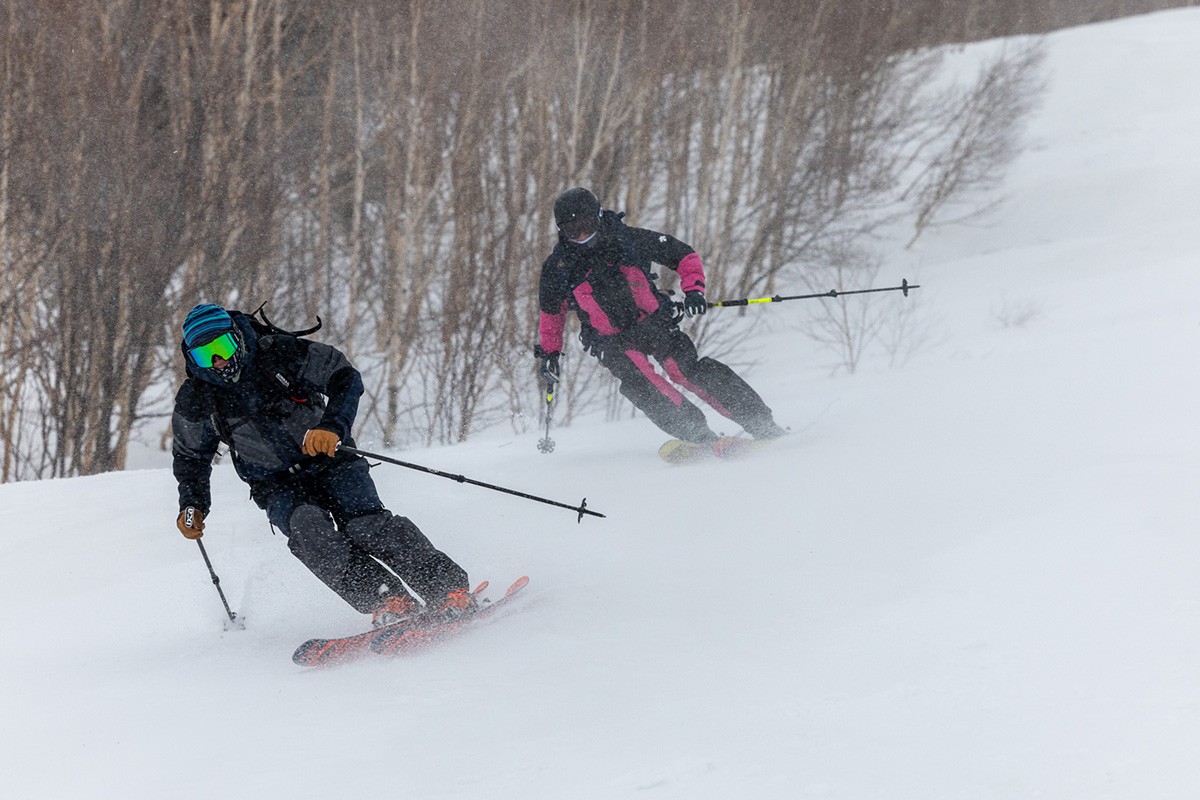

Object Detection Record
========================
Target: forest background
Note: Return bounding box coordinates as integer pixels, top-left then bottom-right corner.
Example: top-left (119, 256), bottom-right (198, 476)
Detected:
top-left (0, 0), bottom-right (1193, 482)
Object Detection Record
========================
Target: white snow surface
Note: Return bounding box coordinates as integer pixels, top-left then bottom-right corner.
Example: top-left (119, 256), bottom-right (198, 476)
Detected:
top-left (3, 10), bottom-right (1199, 799)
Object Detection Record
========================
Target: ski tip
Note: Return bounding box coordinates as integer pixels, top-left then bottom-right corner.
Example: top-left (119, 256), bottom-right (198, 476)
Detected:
top-left (658, 439), bottom-right (710, 464)
top-left (505, 576), bottom-right (530, 596)
top-left (292, 638), bottom-right (328, 667)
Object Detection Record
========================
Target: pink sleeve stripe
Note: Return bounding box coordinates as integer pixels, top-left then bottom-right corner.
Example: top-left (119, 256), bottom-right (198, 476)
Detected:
top-left (677, 252), bottom-right (706, 294)
top-left (539, 309), bottom-right (567, 353)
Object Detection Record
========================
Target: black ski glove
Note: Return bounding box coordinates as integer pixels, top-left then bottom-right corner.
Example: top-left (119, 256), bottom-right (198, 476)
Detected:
top-left (539, 350), bottom-right (561, 385)
top-left (683, 290), bottom-right (708, 317)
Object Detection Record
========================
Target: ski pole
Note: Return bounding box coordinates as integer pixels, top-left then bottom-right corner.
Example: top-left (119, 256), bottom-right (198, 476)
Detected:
top-left (195, 539), bottom-right (245, 630)
top-left (337, 444), bottom-right (604, 523)
top-left (686, 278), bottom-right (920, 309)
top-left (537, 382), bottom-right (556, 454)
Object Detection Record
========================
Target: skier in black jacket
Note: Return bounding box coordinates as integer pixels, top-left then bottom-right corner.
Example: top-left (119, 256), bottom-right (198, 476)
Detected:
top-left (171, 303), bottom-right (471, 626)
top-left (537, 188), bottom-right (785, 447)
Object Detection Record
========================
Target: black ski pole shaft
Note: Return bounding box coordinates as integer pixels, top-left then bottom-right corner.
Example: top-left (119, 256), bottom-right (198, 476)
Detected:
top-left (703, 278), bottom-right (921, 308)
top-left (338, 444), bottom-right (604, 523)
top-left (196, 539), bottom-right (240, 625)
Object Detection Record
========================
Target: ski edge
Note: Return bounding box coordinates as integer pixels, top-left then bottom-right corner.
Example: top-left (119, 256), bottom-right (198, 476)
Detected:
top-left (292, 578), bottom-right (522, 668)
top-left (368, 575), bottom-right (530, 657)
top-left (659, 436), bottom-right (766, 464)
top-left (292, 580), bottom-right (491, 668)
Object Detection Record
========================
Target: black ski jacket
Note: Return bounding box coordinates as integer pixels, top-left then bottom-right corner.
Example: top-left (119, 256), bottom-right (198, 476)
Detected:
top-left (171, 312), bottom-right (363, 513)
top-left (537, 211), bottom-right (705, 353)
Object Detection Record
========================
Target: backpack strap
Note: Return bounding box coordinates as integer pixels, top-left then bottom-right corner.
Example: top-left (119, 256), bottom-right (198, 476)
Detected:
top-left (248, 301), bottom-right (322, 338)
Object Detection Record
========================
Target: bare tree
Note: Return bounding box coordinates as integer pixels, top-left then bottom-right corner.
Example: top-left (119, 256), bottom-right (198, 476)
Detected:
top-left (2, 0), bottom-right (1107, 480)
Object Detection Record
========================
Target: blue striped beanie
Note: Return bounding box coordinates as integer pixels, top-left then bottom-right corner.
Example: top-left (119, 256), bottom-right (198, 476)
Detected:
top-left (183, 304), bottom-right (233, 348)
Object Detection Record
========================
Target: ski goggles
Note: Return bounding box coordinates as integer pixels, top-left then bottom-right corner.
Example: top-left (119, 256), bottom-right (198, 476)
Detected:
top-left (188, 330), bottom-right (240, 368)
top-left (558, 214), bottom-right (599, 242)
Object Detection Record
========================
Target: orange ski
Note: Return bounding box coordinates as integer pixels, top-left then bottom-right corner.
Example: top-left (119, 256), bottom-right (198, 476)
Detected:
top-left (368, 576), bottom-right (530, 657)
top-left (292, 580), bottom-right (491, 668)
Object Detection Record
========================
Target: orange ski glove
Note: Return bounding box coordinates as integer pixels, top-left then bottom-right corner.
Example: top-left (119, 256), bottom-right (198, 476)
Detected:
top-left (303, 428), bottom-right (341, 457)
top-left (177, 506), bottom-right (205, 539)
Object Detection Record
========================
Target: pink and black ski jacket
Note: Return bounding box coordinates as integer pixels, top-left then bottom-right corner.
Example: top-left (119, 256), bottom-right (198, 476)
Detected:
top-left (538, 212), bottom-right (706, 354)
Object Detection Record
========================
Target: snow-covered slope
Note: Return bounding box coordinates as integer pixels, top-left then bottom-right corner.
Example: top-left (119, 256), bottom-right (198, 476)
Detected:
top-left (3, 9), bottom-right (1199, 799)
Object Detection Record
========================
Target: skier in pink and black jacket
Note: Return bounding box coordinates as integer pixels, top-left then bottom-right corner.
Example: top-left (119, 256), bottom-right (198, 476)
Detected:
top-left (536, 187), bottom-right (786, 445)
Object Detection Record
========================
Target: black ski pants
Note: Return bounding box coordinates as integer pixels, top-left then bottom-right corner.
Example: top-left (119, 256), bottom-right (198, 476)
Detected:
top-left (597, 318), bottom-right (778, 444)
top-left (250, 456), bottom-right (467, 613)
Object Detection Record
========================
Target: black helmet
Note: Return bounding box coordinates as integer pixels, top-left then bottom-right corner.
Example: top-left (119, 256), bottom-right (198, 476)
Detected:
top-left (554, 187), bottom-right (601, 241)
